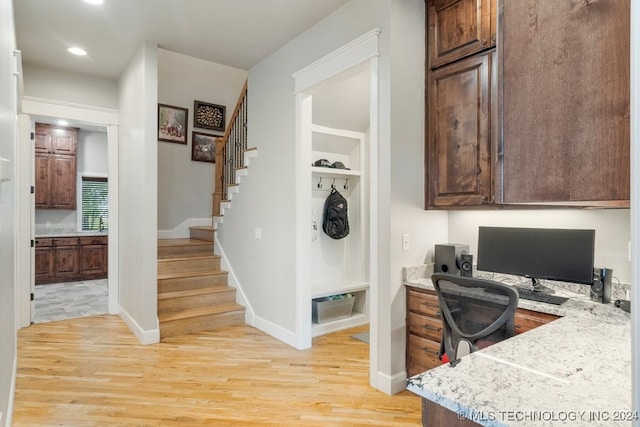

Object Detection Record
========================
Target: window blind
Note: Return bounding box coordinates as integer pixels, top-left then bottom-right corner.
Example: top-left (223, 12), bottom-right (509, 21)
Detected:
top-left (81, 176), bottom-right (108, 231)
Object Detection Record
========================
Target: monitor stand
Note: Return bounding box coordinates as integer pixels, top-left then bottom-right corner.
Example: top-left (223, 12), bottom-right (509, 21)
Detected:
top-left (516, 278), bottom-right (555, 294)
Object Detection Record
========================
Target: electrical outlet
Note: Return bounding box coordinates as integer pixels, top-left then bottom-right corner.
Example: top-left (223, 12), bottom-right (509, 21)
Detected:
top-left (402, 233), bottom-right (410, 251)
top-left (255, 227), bottom-right (262, 240)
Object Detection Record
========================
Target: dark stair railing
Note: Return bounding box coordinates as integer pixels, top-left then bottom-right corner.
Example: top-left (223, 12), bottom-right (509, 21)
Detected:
top-left (213, 80), bottom-right (248, 218)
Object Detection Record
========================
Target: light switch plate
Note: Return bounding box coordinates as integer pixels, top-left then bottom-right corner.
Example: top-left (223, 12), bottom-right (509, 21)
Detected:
top-left (402, 233), bottom-right (410, 251)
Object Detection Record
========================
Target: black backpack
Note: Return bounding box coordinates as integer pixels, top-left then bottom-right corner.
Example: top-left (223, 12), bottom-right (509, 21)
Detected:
top-left (322, 188), bottom-right (349, 239)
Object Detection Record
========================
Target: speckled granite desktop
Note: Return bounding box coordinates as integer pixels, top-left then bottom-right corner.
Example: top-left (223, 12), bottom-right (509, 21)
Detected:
top-left (403, 265), bottom-right (632, 426)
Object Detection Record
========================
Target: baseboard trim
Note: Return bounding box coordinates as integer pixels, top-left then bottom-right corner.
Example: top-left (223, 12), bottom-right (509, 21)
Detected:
top-left (158, 218), bottom-right (212, 239)
top-left (214, 237), bottom-right (255, 319)
top-left (373, 370), bottom-right (408, 396)
top-left (252, 315), bottom-right (300, 349)
top-left (118, 306), bottom-right (160, 345)
top-left (4, 348), bottom-right (16, 427)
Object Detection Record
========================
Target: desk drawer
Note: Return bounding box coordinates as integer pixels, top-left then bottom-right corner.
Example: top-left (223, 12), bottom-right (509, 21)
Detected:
top-left (407, 288), bottom-right (440, 317)
top-left (408, 311), bottom-right (443, 342)
top-left (407, 333), bottom-right (442, 376)
top-left (514, 308), bottom-right (561, 335)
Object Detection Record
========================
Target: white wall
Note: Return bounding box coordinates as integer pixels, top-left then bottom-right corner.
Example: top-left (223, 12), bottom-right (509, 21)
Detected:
top-left (23, 64), bottom-right (118, 109)
top-left (386, 0), bottom-right (449, 386)
top-left (157, 49), bottom-right (247, 230)
top-left (448, 209), bottom-right (631, 284)
top-left (117, 41), bottom-right (159, 343)
top-left (220, 0), bottom-right (448, 394)
top-left (35, 129), bottom-right (108, 232)
top-left (0, 0), bottom-right (17, 423)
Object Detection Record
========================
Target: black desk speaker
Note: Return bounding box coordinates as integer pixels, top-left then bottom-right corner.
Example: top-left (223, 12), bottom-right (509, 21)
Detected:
top-left (435, 244), bottom-right (470, 276)
top-left (590, 267), bottom-right (612, 304)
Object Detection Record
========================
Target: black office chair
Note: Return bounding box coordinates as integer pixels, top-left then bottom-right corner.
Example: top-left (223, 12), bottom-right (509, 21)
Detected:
top-left (431, 273), bottom-right (519, 367)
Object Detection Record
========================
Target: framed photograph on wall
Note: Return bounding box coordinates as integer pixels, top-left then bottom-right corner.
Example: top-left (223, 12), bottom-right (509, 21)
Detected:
top-left (191, 131), bottom-right (218, 163)
top-left (194, 100), bottom-right (226, 132)
top-left (158, 104), bottom-right (188, 144)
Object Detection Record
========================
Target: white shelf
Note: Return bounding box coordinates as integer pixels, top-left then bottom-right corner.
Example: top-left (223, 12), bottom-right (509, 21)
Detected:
top-left (311, 166), bottom-right (361, 178)
top-left (311, 312), bottom-right (368, 337)
top-left (312, 279), bottom-right (369, 299)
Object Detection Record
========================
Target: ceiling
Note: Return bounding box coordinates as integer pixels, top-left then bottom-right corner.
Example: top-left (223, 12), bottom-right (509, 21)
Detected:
top-left (14, 0), bottom-right (370, 133)
top-left (14, 0), bottom-right (350, 80)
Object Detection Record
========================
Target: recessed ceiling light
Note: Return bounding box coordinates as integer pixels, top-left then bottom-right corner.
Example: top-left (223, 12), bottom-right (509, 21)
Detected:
top-left (68, 47), bottom-right (88, 56)
top-left (57, 120), bottom-right (69, 126)
top-left (83, 0), bottom-right (104, 4)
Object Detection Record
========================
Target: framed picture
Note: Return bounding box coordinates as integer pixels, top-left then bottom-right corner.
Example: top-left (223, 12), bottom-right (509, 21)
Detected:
top-left (158, 104), bottom-right (188, 144)
top-left (194, 100), bottom-right (226, 132)
top-left (191, 131), bottom-right (218, 163)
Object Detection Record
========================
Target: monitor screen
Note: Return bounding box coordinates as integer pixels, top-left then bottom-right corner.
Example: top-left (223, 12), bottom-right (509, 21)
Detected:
top-left (476, 227), bottom-right (595, 285)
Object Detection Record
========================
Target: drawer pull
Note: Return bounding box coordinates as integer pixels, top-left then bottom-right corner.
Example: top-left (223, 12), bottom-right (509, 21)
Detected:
top-left (421, 347), bottom-right (439, 356)
top-left (419, 301), bottom-right (439, 308)
top-left (421, 324), bottom-right (441, 333)
top-left (515, 324), bottom-right (522, 329)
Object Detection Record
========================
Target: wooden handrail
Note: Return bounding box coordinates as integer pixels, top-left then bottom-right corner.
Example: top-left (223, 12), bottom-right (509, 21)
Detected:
top-left (213, 80), bottom-right (248, 218)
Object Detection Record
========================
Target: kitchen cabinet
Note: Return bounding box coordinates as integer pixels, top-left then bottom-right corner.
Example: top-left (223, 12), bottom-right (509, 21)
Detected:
top-left (499, 0), bottom-right (629, 206)
top-left (405, 285), bottom-right (560, 376)
top-left (424, 0), bottom-right (630, 208)
top-left (34, 123), bottom-right (77, 210)
top-left (35, 235), bottom-right (108, 284)
top-left (79, 236), bottom-right (108, 279)
top-left (426, 51), bottom-right (494, 207)
top-left (427, 0), bottom-right (495, 69)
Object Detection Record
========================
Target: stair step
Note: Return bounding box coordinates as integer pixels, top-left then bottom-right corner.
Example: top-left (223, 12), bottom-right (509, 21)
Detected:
top-left (158, 255), bottom-right (220, 276)
top-left (158, 286), bottom-right (237, 314)
top-left (157, 271), bottom-right (228, 292)
top-left (159, 304), bottom-right (245, 339)
top-left (158, 238), bottom-right (214, 259)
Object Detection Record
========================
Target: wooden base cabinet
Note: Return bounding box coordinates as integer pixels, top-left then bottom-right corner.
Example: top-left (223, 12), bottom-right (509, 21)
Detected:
top-left (406, 285), bottom-right (561, 377)
top-left (35, 235), bottom-right (108, 284)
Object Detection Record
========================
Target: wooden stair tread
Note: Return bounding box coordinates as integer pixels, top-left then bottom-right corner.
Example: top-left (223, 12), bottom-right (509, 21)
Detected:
top-left (243, 147), bottom-right (257, 152)
top-left (158, 270), bottom-right (225, 280)
top-left (189, 226), bottom-right (215, 231)
top-left (158, 238), bottom-right (212, 247)
top-left (158, 286), bottom-right (235, 301)
top-left (159, 303), bottom-right (244, 322)
top-left (159, 254), bottom-right (219, 262)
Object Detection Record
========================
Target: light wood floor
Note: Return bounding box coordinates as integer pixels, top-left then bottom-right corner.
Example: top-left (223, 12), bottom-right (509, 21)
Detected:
top-left (13, 316), bottom-right (421, 426)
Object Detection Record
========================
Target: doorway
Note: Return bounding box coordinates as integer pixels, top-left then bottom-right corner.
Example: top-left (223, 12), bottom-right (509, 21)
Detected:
top-left (17, 99), bottom-right (119, 328)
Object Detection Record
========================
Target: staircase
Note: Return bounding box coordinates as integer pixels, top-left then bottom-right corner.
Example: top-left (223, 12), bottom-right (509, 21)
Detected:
top-left (157, 227), bottom-right (245, 339)
top-left (157, 80), bottom-right (254, 340)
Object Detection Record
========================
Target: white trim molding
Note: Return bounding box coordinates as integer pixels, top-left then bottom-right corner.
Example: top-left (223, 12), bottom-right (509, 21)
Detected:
top-left (118, 306), bottom-right (159, 345)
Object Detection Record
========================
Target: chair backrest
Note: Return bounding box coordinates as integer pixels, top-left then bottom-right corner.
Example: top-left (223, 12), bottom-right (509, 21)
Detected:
top-left (431, 273), bottom-right (519, 366)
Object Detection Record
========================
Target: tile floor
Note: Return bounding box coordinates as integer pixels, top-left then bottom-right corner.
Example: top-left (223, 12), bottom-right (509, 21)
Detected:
top-left (34, 279), bottom-right (108, 324)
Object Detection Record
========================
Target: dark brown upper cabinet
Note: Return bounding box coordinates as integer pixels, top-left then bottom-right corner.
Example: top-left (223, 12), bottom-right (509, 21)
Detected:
top-left (427, 0), bottom-right (495, 69)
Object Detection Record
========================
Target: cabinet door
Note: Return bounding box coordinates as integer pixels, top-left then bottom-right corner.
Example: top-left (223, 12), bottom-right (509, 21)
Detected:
top-left (427, 0), bottom-right (494, 69)
top-left (51, 128), bottom-right (77, 155)
top-left (34, 153), bottom-right (51, 209)
top-left (35, 247), bottom-right (54, 283)
top-left (80, 245), bottom-right (107, 277)
top-left (500, 0), bottom-right (629, 206)
top-left (426, 52), bottom-right (492, 207)
top-left (35, 124), bottom-right (52, 153)
top-left (49, 155), bottom-right (76, 209)
top-left (54, 246), bottom-right (79, 279)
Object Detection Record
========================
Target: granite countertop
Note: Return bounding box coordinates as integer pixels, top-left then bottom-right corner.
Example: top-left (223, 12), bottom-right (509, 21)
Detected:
top-left (35, 231), bottom-right (108, 238)
top-left (404, 266), bottom-right (632, 426)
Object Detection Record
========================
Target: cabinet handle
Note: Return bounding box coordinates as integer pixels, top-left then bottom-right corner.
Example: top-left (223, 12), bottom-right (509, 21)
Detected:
top-left (421, 347), bottom-right (439, 356)
top-left (491, 35), bottom-right (496, 44)
top-left (421, 324), bottom-right (441, 333)
top-left (515, 324), bottom-right (522, 329)
top-left (420, 301), bottom-right (439, 308)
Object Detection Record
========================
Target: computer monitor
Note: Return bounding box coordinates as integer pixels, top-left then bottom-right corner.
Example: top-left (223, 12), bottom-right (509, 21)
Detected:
top-left (476, 226), bottom-right (595, 293)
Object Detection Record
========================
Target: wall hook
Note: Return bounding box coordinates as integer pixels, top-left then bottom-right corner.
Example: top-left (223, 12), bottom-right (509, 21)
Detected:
top-left (344, 179), bottom-right (349, 190)
top-left (317, 177), bottom-right (323, 189)
top-left (331, 178), bottom-right (336, 189)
